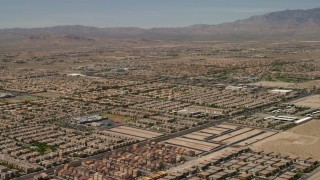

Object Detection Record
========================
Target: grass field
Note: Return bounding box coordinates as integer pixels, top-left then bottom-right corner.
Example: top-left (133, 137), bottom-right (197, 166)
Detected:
top-left (100, 113), bottom-right (131, 123)
top-left (29, 141), bottom-right (57, 155)
top-left (266, 75), bottom-right (309, 83)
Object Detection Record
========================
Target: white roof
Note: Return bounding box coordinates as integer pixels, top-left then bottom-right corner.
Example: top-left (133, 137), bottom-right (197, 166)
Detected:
top-left (67, 73), bottom-right (85, 77)
top-left (270, 89), bottom-right (292, 93)
top-left (295, 117), bottom-right (313, 124)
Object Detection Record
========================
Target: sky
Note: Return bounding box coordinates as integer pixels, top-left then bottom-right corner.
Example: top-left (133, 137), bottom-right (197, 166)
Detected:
top-left (1, 0), bottom-right (320, 29)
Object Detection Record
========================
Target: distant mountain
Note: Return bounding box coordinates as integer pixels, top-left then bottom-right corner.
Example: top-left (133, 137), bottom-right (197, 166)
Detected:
top-left (1, 8), bottom-right (320, 41)
top-left (142, 7), bottom-right (320, 40)
top-left (206, 7), bottom-right (320, 39)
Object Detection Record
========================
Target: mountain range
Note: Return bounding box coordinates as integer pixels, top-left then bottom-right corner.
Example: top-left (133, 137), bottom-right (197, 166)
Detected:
top-left (1, 8), bottom-right (320, 42)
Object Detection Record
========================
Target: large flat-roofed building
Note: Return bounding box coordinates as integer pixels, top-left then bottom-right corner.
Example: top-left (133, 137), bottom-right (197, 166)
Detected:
top-left (269, 89), bottom-right (293, 95)
top-left (73, 115), bottom-right (106, 124)
top-left (268, 115), bottom-right (298, 122)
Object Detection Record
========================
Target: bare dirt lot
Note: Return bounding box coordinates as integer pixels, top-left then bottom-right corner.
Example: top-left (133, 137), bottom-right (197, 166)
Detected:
top-left (297, 80), bottom-right (320, 89)
top-left (110, 126), bottom-right (163, 139)
top-left (249, 81), bottom-right (294, 88)
top-left (288, 120), bottom-right (320, 137)
top-left (291, 95), bottom-right (320, 108)
top-left (251, 120), bottom-right (320, 160)
top-left (166, 137), bottom-right (220, 152)
top-left (249, 80), bottom-right (320, 90)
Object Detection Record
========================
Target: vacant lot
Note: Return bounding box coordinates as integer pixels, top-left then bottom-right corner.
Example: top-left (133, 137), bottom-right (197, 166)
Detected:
top-left (291, 95), bottom-right (320, 108)
top-left (250, 80), bottom-right (320, 90)
top-left (166, 137), bottom-right (220, 152)
top-left (252, 120), bottom-right (320, 160)
top-left (216, 124), bottom-right (239, 130)
top-left (249, 81), bottom-right (294, 88)
top-left (200, 127), bottom-right (230, 134)
top-left (288, 120), bottom-right (320, 137)
top-left (297, 80), bottom-right (320, 89)
top-left (222, 129), bottom-right (262, 144)
top-left (237, 131), bottom-right (277, 146)
top-left (183, 132), bottom-right (213, 140)
top-left (110, 126), bottom-right (163, 139)
top-left (211, 127), bottom-right (252, 142)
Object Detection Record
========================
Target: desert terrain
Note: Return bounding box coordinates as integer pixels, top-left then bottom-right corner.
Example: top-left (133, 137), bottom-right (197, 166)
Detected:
top-left (252, 120), bottom-right (320, 160)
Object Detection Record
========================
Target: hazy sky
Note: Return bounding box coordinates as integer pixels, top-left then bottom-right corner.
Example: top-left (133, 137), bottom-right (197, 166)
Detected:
top-left (1, 0), bottom-right (320, 29)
